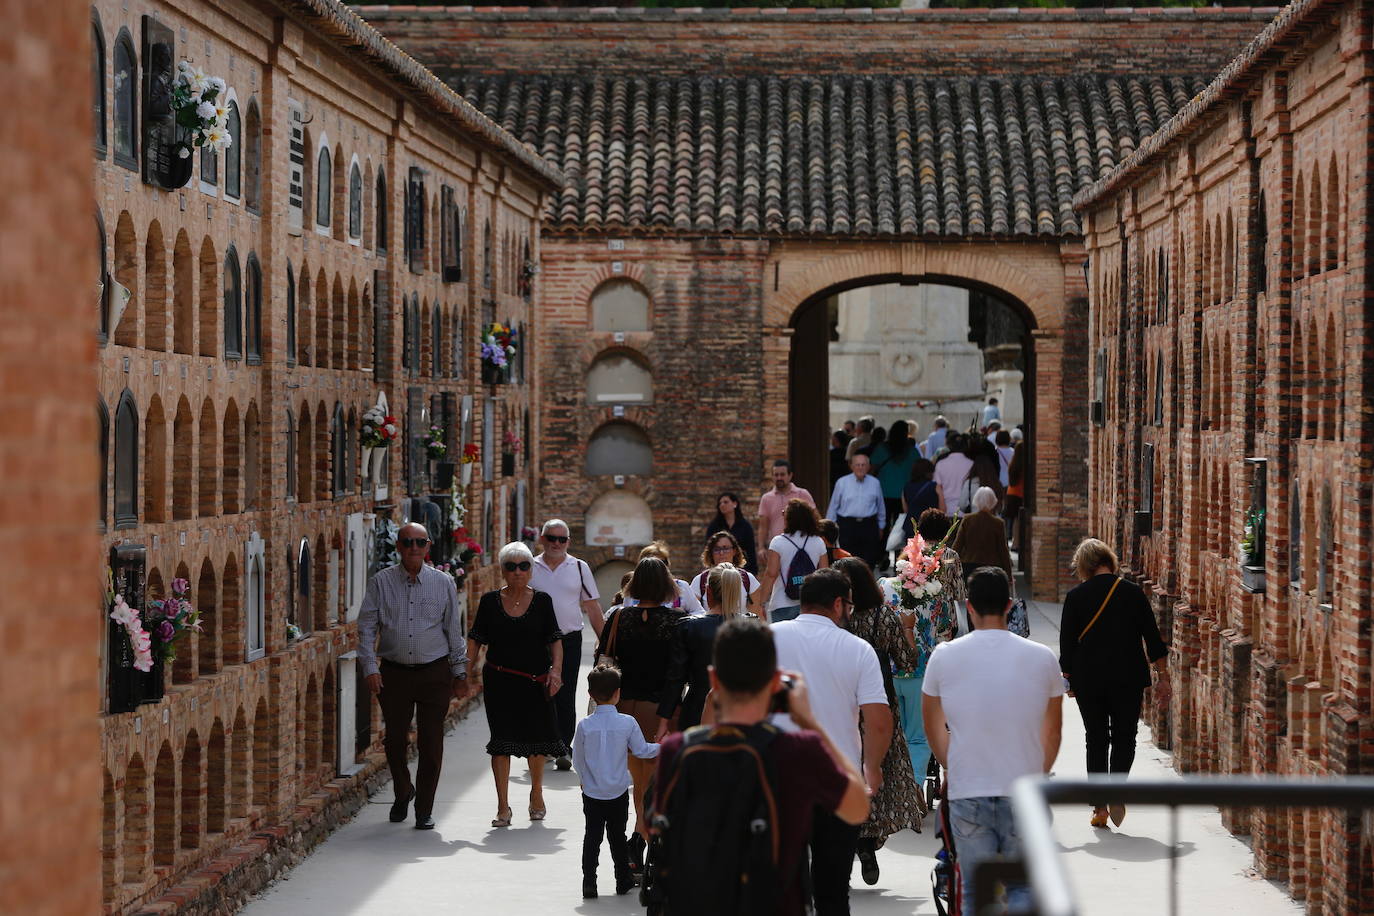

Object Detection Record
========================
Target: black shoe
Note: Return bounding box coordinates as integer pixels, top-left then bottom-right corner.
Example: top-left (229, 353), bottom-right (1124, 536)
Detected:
top-left (582, 879), bottom-right (598, 899)
top-left (555, 755), bottom-right (573, 771)
top-left (627, 832), bottom-right (646, 874)
top-left (615, 873), bottom-right (637, 895)
top-left (858, 846), bottom-right (880, 886)
top-left (389, 787), bottom-right (415, 823)
top-left (414, 815), bottom-right (436, 830)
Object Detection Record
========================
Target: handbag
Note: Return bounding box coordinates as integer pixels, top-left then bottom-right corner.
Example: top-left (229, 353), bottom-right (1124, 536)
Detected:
top-left (1007, 598), bottom-right (1030, 638)
top-left (886, 514), bottom-right (908, 552)
top-left (588, 608), bottom-right (625, 715)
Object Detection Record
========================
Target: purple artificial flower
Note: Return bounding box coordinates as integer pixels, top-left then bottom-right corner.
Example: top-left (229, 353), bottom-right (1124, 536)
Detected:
top-left (171, 577), bottom-right (190, 595)
top-left (157, 620), bottom-right (176, 642)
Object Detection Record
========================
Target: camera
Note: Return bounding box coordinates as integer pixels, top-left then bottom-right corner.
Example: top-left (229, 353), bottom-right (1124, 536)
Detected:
top-left (769, 674), bottom-right (796, 714)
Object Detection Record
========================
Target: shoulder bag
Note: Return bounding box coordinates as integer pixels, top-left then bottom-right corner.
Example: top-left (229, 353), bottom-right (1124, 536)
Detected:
top-left (1077, 576), bottom-right (1122, 642)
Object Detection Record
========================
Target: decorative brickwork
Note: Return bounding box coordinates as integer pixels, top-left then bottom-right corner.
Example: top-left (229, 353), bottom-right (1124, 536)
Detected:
top-left (88, 0), bottom-right (557, 911)
top-left (1077, 0), bottom-right (1373, 910)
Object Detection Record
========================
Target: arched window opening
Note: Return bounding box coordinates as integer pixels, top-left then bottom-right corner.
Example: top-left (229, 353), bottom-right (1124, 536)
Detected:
top-left (1256, 192), bottom-right (1268, 294)
top-left (122, 754), bottom-right (148, 883)
top-left (197, 559), bottom-right (218, 675)
top-left (1323, 313), bottom-right (1339, 441)
top-left (297, 404), bottom-right (313, 503)
top-left (172, 231), bottom-right (194, 354)
top-left (97, 211), bottom-right (108, 341)
top-left (224, 101), bottom-right (242, 199)
top-left (243, 102), bottom-right (262, 213)
top-left (297, 266), bottom-right (312, 366)
top-left (285, 409), bottom-right (297, 502)
top-left (591, 279), bottom-right (651, 332)
top-left (331, 275), bottom-right (345, 370)
top-left (1153, 353), bottom-right (1164, 426)
top-left (92, 15), bottom-right (106, 154)
top-left (348, 162), bottom-right (362, 240)
top-left (1308, 172), bottom-right (1322, 278)
top-left (198, 237), bottom-right (217, 357)
top-left (200, 144), bottom-right (218, 190)
top-left (152, 742), bottom-right (175, 868)
top-left (294, 538), bottom-right (312, 634)
top-left (1289, 475), bottom-right (1302, 588)
top-left (180, 730), bottom-right (202, 850)
top-left (143, 396), bottom-right (166, 523)
top-left (316, 146), bottom-right (332, 229)
top-left (1325, 157), bottom-right (1339, 271)
top-left (587, 351), bottom-right (653, 404)
top-left (223, 247), bottom-right (242, 359)
top-left (243, 401), bottom-right (261, 510)
top-left (346, 281), bottom-right (360, 371)
top-left (332, 403), bottom-right (346, 497)
top-left (585, 422), bottom-right (653, 477)
top-left (251, 698), bottom-right (272, 808)
top-left (585, 491), bottom-right (653, 547)
top-left (1317, 485), bottom-right (1333, 606)
top-left (112, 211), bottom-right (138, 346)
top-left (112, 30), bottom-right (137, 168)
top-left (207, 720), bottom-right (226, 834)
top-left (1224, 211), bottom-right (1235, 302)
top-left (315, 271), bottom-right (330, 369)
top-left (98, 399), bottom-right (110, 528)
top-left (375, 169), bottom-right (388, 253)
top-left (244, 253), bottom-right (262, 364)
top-left (113, 390), bottom-right (138, 528)
top-left (229, 705), bottom-right (248, 819)
top-left (483, 218), bottom-right (493, 289)
top-left (432, 304), bottom-right (443, 377)
top-left (198, 399), bottom-right (217, 517)
top-left (286, 262), bottom-right (297, 366)
top-left (222, 400), bottom-right (241, 514)
top-left (172, 399), bottom-right (193, 520)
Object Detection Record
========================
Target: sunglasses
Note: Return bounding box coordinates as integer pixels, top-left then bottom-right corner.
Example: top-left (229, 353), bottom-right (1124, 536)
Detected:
top-left (398, 537), bottom-right (430, 548)
top-left (503, 561), bottom-right (532, 572)
top-left (544, 534), bottom-right (569, 544)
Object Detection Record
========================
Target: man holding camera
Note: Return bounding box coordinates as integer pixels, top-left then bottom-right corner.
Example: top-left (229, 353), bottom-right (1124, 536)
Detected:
top-left (773, 568), bottom-right (893, 915)
top-left (651, 618), bottom-right (869, 915)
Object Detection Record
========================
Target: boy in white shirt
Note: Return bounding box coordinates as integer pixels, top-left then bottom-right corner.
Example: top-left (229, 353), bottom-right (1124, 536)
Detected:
top-left (572, 665), bottom-right (660, 899)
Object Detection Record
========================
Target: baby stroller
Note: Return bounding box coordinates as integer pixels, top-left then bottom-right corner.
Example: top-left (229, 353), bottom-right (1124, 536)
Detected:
top-left (930, 763), bottom-right (961, 916)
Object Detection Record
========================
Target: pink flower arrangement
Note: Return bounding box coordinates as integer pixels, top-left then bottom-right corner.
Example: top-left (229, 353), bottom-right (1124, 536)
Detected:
top-left (110, 596), bottom-right (154, 672)
top-left (892, 535), bottom-right (945, 609)
top-left (143, 578), bottom-right (200, 663)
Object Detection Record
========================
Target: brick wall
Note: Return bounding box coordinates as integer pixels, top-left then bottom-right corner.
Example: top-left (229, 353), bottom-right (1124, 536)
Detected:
top-left (356, 6), bottom-right (1275, 79)
top-left (0, 0), bottom-right (104, 913)
top-left (1078, 0), bottom-right (1374, 910)
top-left (90, 0), bottom-right (554, 911)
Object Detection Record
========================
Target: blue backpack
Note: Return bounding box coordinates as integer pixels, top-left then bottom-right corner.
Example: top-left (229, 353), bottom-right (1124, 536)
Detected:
top-left (782, 535), bottom-right (816, 601)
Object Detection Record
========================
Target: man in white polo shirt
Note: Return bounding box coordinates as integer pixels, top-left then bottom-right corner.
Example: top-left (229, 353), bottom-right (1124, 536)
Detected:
top-left (773, 568), bottom-right (892, 916)
top-left (530, 518), bottom-right (602, 771)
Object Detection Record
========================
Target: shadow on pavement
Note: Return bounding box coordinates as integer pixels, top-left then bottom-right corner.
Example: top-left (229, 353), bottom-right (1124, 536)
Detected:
top-left (1062, 832), bottom-right (1198, 864)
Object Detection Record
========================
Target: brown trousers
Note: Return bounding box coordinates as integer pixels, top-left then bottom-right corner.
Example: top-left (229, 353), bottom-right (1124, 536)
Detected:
top-left (379, 658), bottom-right (452, 819)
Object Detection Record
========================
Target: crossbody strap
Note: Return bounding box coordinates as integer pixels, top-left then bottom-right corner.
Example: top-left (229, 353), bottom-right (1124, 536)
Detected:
top-left (576, 558), bottom-right (594, 600)
top-left (1078, 577), bottom-right (1122, 642)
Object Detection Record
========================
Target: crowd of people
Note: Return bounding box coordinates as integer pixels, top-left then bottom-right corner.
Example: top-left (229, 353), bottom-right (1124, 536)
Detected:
top-left (354, 429), bottom-right (1170, 914)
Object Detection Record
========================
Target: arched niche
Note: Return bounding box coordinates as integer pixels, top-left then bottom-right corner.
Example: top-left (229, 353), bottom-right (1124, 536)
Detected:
top-left (590, 278), bottom-right (650, 332)
top-left (587, 351), bottom-right (653, 405)
top-left (585, 491), bottom-right (652, 546)
top-left (593, 560), bottom-right (635, 612)
top-left (585, 422), bottom-right (652, 477)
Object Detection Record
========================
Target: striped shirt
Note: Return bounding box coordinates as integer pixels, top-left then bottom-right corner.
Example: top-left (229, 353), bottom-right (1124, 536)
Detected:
top-left (357, 563), bottom-right (468, 678)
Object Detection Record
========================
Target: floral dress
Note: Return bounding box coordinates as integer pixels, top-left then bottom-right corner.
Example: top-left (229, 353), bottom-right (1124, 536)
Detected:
top-left (848, 604), bottom-right (926, 842)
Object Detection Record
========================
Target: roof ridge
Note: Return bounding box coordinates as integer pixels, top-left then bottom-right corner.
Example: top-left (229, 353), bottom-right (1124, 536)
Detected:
top-left (355, 4), bottom-right (1280, 21)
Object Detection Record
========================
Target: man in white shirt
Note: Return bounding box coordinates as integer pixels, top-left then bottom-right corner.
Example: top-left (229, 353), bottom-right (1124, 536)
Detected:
top-left (921, 416), bottom-right (950, 459)
top-left (530, 518), bottom-right (603, 770)
top-left (827, 453), bottom-right (886, 568)
top-left (932, 433), bottom-right (975, 515)
top-left (922, 566), bottom-right (1064, 910)
top-left (774, 569), bottom-right (893, 915)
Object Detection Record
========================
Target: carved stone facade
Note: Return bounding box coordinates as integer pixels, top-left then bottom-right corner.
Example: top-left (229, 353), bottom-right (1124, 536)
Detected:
top-left (1077, 0), bottom-right (1374, 910)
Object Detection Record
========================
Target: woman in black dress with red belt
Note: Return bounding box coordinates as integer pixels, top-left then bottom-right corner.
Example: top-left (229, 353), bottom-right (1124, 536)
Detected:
top-left (468, 541), bottom-right (566, 828)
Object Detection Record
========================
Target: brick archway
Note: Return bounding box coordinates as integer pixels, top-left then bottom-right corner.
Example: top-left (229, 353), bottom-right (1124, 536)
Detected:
top-left (763, 239), bottom-right (1083, 599)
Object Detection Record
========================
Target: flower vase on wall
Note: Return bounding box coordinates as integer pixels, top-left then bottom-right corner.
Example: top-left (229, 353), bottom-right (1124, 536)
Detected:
top-left (361, 445), bottom-right (374, 484)
top-left (370, 447), bottom-right (386, 487)
top-left (138, 655), bottom-right (167, 704)
top-left (461, 462), bottom-right (473, 487)
top-left (481, 361), bottom-right (502, 386)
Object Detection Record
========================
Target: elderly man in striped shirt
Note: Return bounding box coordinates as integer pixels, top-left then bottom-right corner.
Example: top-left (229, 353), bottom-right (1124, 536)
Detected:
top-left (359, 522), bottom-right (470, 830)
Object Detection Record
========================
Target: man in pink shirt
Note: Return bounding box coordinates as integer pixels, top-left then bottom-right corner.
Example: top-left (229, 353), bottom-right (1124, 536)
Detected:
top-left (756, 459), bottom-right (816, 543)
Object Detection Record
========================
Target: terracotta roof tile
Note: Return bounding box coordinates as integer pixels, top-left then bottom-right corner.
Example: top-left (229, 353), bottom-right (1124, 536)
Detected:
top-left (452, 73), bottom-right (1206, 238)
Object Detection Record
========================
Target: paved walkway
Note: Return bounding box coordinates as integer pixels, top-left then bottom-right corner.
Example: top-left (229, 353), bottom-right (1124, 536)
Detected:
top-left (244, 595), bottom-right (1300, 915)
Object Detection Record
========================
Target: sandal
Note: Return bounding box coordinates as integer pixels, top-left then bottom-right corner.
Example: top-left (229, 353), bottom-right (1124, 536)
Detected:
top-left (1090, 807), bottom-right (1109, 829)
top-left (529, 806), bottom-right (547, 821)
top-left (491, 806), bottom-right (513, 828)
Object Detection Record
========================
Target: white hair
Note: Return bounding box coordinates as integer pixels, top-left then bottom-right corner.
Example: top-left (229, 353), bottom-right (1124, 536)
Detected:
top-left (1010, 428), bottom-right (1024, 442)
top-left (973, 486), bottom-right (999, 513)
top-left (497, 541), bottom-right (535, 566)
top-left (540, 518), bottom-right (570, 537)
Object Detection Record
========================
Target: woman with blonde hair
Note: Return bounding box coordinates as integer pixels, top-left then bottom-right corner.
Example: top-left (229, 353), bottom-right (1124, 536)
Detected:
top-left (656, 564), bottom-right (756, 740)
top-left (1058, 538), bottom-right (1169, 829)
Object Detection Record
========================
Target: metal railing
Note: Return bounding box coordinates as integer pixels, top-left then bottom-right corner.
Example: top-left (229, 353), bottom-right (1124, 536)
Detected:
top-left (999, 775), bottom-right (1374, 916)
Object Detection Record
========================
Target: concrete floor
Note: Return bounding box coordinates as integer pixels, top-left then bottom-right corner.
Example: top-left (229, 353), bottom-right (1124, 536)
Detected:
top-left (243, 595), bottom-right (1301, 915)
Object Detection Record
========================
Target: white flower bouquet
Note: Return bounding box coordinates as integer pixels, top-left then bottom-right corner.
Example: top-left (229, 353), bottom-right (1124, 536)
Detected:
top-left (172, 60), bottom-right (232, 159)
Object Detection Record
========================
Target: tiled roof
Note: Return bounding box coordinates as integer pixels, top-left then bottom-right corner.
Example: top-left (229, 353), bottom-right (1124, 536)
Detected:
top-left (276, 0), bottom-right (564, 189)
top-left (1075, 0), bottom-right (1335, 209)
top-left (449, 73), bottom-right (1211, 238)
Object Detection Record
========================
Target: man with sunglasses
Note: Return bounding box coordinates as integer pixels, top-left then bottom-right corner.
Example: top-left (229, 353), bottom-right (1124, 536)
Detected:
top-left (530, 518), bottom-right (603, 771)
top-left (772, 568), bottom-right (892, 915)
top-left (358, 522), bottom-right (470, 830)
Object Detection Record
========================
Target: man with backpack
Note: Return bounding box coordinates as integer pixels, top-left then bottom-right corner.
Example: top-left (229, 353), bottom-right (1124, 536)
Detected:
top-left (531, 518), bottom-right (604, 771)
top-left (773, 569), bottom-right (893, 915)
top-left (646, 617), bottom-right (870, 916)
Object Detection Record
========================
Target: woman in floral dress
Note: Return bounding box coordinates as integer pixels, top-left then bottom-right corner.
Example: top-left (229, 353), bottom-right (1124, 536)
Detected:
top-left (886, 510), bottom-right (966, 787)
top-left (833, 556), bottom-right (924, 888)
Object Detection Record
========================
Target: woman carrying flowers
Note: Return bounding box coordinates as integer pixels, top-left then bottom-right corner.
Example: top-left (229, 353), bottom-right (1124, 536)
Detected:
top-left (881, 509), bottom-right (965, 784)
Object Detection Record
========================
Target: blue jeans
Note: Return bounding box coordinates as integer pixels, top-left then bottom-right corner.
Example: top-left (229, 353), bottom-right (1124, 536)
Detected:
top-left (770, 605), bottom-right (801, 623)
top-left (947, 796), bottom-right (1030, 912)
top-left (893, 674), bottom-right (929, 779)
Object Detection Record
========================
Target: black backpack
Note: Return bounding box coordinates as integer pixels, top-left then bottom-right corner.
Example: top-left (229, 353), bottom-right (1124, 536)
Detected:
top-left (782, 535), bottom-right (816, 601)
top-left (641, 723), bottom-right (787, 916)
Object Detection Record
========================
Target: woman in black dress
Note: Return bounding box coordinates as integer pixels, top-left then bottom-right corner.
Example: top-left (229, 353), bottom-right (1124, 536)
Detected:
top-left (656, 564), bottom-right (753, 738)
top-left (468, 541), bottom-right (566, 828)
top-left (595, 556), bottom-right (685, 865)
